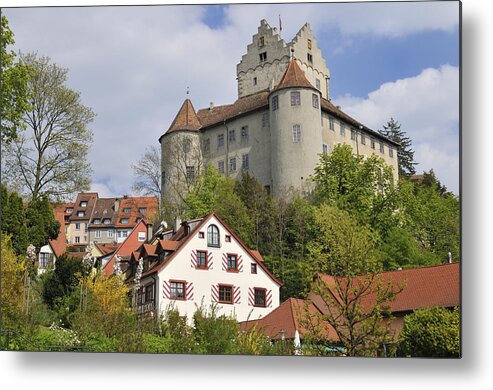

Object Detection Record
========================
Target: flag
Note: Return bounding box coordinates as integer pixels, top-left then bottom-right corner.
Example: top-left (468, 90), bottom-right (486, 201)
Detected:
top-left (279, 15), bottom-right (282, 32)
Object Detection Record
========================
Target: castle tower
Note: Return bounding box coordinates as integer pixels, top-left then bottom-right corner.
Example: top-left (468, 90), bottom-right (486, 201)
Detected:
top-left (159, 98), bottom-right (202, 209)
top-left (236, 20), bottom-right (331, 99)
top-left (269, 58), bottom-right (323, 197)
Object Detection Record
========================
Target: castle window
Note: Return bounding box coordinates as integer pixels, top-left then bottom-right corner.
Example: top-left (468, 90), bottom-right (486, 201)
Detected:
top-left (351, 128), bottom-right (356, 140)
top-left (316, 78), bottom-right (321, 90)
top-left (308, 38), bottom-right (312, 50)
top-left (259, 52), bottom-right (267, 62)
top-left (241, 126), bottom-right (249, 142)
top-left (228, 129), bottom-right (236, 143)
top-left (272, 96), bottom-right (279, 111)
top-left (218, 160), bottom-right (225, 174)
top-left (340, 123), bottom-right (346, 137)
top-left (258, 36), bottom-right (265, 47)
top-left (312, 94), bottom-right (319, 109)
top-left (207, 225), bottom-right (220, 247)
top-left (262, 112), bottom-right (269, 127)
top-left (203, 138), bottom-right (210, 154)
top-left (380, 141), bottom-right (384, 154)
top-left (329, 117), bottom-right (335, 130)
top-left (253, 77), bottom-right (257, 86)
top-left (183, 139), bottom-right (191, 154)
top-left (292, 124), bottom-right (301, 143)
top-left (161, 171), bottom-right (166, 189)
top-left (307, 53), bottom-right (313, 63)
top-left (389, 147), bottom-right (394, 158)
top-left (186, 166), bottom-right (195, 182)
top-left (323, 144), bottom-right (328, 155)
top-left (242, 154), bottom-right (249, 170)
top-left (371, 138), bottom-right (375, 149)
top-left (217, 133), bottom-right (224, 148)
top-left (291, 91), bottom-right (301, 106)
top-left (361, 133), bottom-right (366, 145)
top-left (230, 157), bottom-right (237, 172)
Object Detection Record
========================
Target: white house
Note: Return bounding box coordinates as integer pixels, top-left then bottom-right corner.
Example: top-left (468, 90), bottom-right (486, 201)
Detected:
top-left (127, 211), bottom-right (282, 323)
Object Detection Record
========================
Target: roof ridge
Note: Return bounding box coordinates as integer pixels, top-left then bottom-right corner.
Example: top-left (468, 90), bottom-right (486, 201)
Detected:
top-left (273, 59), bottom-right (316, 92)
top-left (167, 98), bottom-right (202, 134)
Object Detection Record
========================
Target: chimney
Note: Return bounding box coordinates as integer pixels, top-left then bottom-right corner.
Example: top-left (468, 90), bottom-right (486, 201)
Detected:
top-left (174, 216), bottom-right (182, 233)
top-left (448, 252), bottom-right (452, 264)
top-left (183, 221), bottom-right (190, 237)
top-left (114, 199), bottom-right (120, 212)
top-left (146, 222), bottom-right (153, 242)
top-left (209, 102), bottom-right (214, 110)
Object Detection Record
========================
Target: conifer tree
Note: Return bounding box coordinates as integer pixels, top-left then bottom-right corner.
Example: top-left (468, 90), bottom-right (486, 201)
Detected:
top-left (379, 117), bottom-right (417, 177)
top-left (25, 195), bottom-right (60, 251)
top-left (1, 184), bottom-right (28, 255)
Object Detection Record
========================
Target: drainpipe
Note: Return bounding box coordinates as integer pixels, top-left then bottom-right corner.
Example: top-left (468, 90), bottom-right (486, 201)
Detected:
top-left (224, 119), bottom-right (229, 176)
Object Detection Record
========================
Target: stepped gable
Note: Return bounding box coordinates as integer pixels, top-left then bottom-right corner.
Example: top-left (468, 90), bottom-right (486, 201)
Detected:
top-left (196, 91), bottom-right (269, 129)
top-left (166, 98), bottom-right (202, 134)
top-left (273, 58), bottom-right (316, 91)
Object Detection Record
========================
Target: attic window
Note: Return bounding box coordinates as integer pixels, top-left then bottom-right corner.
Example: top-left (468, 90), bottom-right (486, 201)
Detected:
top-left (207, 224), bottom-right (220, 247)
top-left (80, 201), bottom-right (87, 207)
top-left (139, 207), bottom-right (147, 214)
top-left (93, 218), bottom-right (101, 224)
top-left (259, 52), bottom-right (267, 62)
top-left (307, 53), bottom-right (313, 63)
top-left (225, 235), bottom-right (231, 242)
top-left (103, 218), bottom-right (111, 224)
top-left (138, 232), bottom-right (146, 242)
top-left (199, 232), bottom-right (205, 239)
top-left (121, 218), bottom-right (129, 224)
top-left (77, 211), bottom-right (85, 217)
top-left (66, 208), bottom-right (73, 213)
top-left (123, 208), bottom-right (131, 214)
top-left (258, 36), bottom-right (265, 47)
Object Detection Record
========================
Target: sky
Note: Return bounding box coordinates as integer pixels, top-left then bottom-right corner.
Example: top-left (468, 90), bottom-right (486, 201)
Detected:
top-left (3, 1), bottom-right (460, 197)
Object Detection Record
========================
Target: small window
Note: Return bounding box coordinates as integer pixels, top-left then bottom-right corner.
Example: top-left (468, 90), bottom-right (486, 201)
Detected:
top-left (203, 138), bottom-right (210, 153)
top-left (75, 223), bottom-right (80, 231)
top-left (170, 281), bottom-right (185, 300)
top-left (242, 154), bottom-right (249, 170)
top-left (84, 223), bottom-right (88, 232)
top-left (228, 129), bottom-right (236, 142)
top-left (186, 166), bottom-right (195, 182)
top-left (217, 133), bottom-right (224, 148)
top-left (103, 218), bottom-right (110, 225)
top-left (380, 141), bottom-right (385, 154)
top-left (121, 218), bottom-right (129, 224)
top-left (108, 230), bottom-right (114, 238)
top-left (291, 91), bottom-right (301, 106)
top-left (219, 285), bottom-right (233, 303)
top-left (308, 38), bottom-right (312, 50)
top-left (259, 52), bottom-right (267, 62)
top-left (258, 36), bottom-right (265, 47)
top-left (93, 218), bottom-right (101, 225)
top-left (123, 208), bottom-right (131, 214)
top-left (329, 117), bottom-right (335, 131)
top-left (351, 128), bottom-right (356, 140)
top-left (66, 208), bottom-right (73, 213)
top-left (254, 288), bottom-right (267, 307)
top-left (253, 77), bottom-right (257, 86)
top-left (225, 235), bottom-right (231, 242)
top-left (316, 78), bottom-right (321, 90)
top-left (196, 251), bottom-right (207, 268)
top-left (80, 201), bottom-right (87, 207)
top-left (322, 144), bottom-right (328, 155)
top-left (199, 232), bottom-right (205, 239)
top-left (75, 237), bottom-right (80, 244)
top-left (340, 123), bottom-right (345, 137)
top-left (361, 133), bottom-right (366, 145)
top-left (145, 284), bottom-right (155, 303)
top-left (312, 93), bottom-right (319, 109)
top-left (77, 211), bottom-right (85, 217)
top-left (218, 160), bottom-right (225, 174)
top-left (138, 207), bottom-right (147, 214)
top-left (183, 139), bottom-right (191, 154)
top-left (262, 112), bottom-right (269, 127)
top-left (307, 53), bottom-right (313, 63)
top-left (138, 232), bottom-right (146, 242)
top-left (389, 147), bottom-right (394, 158)
top-left (229, 157), bottom-right (237, 172)
top-left (39, 253), bottom-right (50, 269)
top-left (251, 263), bottom-right (257, 274)
top-left (207, 225), bottom-right (220, 247)
top-left (272, 95), bottom-right (279, 111)
top-left (241, 126), bottom-right (249, 142)
top-left (95, 230), bottom-right (101, 238)
top-left (371, 138), bottom-right (375, 149)
top-left (227, 254), bottom-right (238, 271)
top-left (292, 124), bottom-right (301, 143)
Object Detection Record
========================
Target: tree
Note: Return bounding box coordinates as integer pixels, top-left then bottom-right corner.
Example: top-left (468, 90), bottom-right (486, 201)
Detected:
top-left (399, 307), bottom-right (460, 357)
top-left (25, 195), bottom-right (60, 252)
top-left (0, 16), bottom-right (31, 144)
top-left (379, 117), bottom-right (417, 177)
top-left (305, 205), bottom-right (401, 356)
top-left (131, 145), bottom-right (161, 199)
top-left (1, 184), bottom-right (28, 255)
top-left (2, 53), bottom-right (95, 200)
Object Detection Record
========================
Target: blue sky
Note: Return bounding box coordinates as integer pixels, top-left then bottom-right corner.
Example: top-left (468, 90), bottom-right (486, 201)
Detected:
top-left (3, 1), bottom-right (460, 196)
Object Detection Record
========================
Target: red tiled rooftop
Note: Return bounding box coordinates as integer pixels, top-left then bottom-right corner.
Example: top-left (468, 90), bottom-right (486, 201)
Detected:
top-left (166, 98), bottom-right (202, 134)
top-left (274, 59), bottom-right (316, 91)
top-left (50, 204), bottom-right (68, 258)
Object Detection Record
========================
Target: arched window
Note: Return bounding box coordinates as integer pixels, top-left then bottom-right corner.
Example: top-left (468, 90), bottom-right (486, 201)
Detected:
top-left (207, 224), bottom-right (220, 247)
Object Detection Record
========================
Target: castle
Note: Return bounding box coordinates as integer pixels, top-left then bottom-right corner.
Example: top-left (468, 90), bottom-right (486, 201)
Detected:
top-left (159, 19), bottom-right (399, 201)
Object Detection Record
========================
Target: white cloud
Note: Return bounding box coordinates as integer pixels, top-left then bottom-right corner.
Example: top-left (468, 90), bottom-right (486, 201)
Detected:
top-left (334, 65), bottom-right (460, 194)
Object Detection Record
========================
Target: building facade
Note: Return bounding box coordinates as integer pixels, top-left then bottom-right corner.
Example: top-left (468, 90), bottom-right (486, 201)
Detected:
top-left (160, 20), bottom-right (399, 201)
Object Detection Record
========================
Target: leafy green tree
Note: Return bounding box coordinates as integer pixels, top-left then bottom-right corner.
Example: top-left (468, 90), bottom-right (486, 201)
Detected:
top-left (379, 117), bottom-right (417, 177)
top-left (306, 205), bottom-right (401, 356)
top-left (0, 16), bottom-right (31, 144)
top-left (312, 143), bottom-right (398, 233)
top-left (399, 307), bottom-right (460, 357)
top-left (42, 254), bottom-right (82, 309)
top-left (1, 184), bottom-right (28, 255)
top-left (2, 53), bottom-right (95, 200)
top-left (25, 195), bottom-right (60, 252)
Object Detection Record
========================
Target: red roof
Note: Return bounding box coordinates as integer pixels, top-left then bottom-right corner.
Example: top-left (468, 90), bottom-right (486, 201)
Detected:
top-left (94, 242), bottom-right (119, 256)
top-left (239, 298), bottom-right (338, 341)
top-left (274, 59), bottom-right (316, 91)
top-left (50, 204), bottom-right (68, 258)
top-left (166, 98), bottom-right (202, 134)
top-left (115, 196), bottom-right (158, 228)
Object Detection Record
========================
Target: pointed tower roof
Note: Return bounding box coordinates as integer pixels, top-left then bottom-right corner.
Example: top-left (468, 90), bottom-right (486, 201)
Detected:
top-left (166, 98), bottom-right (202, 134)
top-left (274, 59), bottom-right (316, 92)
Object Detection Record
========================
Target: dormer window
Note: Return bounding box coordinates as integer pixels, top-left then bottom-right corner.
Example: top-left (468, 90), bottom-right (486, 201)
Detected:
top-left (139, 207), bottom-right (147, 214)
top-left (77, 211), bottom-right (85, 217)
top-left (121, 218), bottom-right (129, 224)
top-left (93, 218), bottom-right (101, 224)
top-left (66, 208), bottom-right (73, 213)
top-left (103, 218), bottom-right (111, 224)
top-left (80, 201), bottom-right (87, 207)
top-left (207, 224), bottom-right (220, 247)
top-left (123, 208), bottom-right (131, 214)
